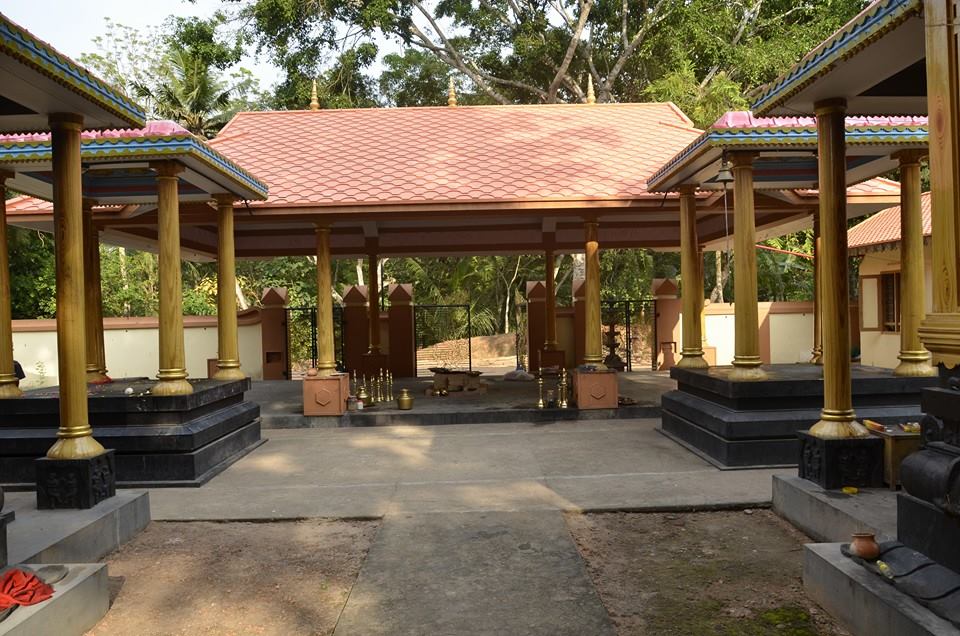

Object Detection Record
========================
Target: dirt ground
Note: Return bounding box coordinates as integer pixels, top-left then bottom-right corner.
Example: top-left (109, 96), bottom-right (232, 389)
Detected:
top-left (566, 510), bottom-right (850, 636)
top-left (85, 519), bottom-right (379, 636)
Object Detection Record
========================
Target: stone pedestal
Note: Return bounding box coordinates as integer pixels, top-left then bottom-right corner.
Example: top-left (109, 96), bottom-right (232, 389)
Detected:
top-left (303, 373), bottom-right (350, 416)
top-left (797, 431), bottom-right (883, 490)
top-left (0, 508), bottom-right (13, 568)
top-left (35, 449), bottom-right (116, 509)
top-left (572, 369), bottom-right (618, 410)
top-left (539, 349), bottom-right (565, 372)
top-left (361, 352), bottom-right (390, 377)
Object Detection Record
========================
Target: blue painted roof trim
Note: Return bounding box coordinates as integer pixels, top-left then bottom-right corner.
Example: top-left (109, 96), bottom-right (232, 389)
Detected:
top-left (0, 135), bottom-right (268, 200)
top-left (750, 0), bottom-right (921, 114)
top-left (0, 15), bottom-right (146, 127)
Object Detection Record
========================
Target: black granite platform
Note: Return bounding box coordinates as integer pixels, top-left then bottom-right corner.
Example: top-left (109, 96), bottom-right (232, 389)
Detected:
top-left (659, 364), bottom-right (936, 469)
top-left (0, 378), bottom-right (263, 489)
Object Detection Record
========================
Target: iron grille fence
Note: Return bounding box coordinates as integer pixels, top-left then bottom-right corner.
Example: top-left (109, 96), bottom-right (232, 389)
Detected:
top-left (414, 304), bottom-right (473, 375)
top-left (601, 299), bottom-right (658, 371)
top-left (285, 305), bottom-right (344, 379)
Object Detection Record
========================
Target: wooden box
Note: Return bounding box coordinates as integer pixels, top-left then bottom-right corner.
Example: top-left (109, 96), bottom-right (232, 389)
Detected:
top-left (539, 349), bottom-right (566, 373)
top-left (572, 369), bottom-right (618, 410)
top-left (870, 427), bottom-right (922, 490)
top-left (303, 373), bottom-right (350, 416)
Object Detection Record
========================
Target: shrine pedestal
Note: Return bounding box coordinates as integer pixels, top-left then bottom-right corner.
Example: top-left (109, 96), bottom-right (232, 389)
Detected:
top-left (302, 373), bottom-right (350, 416)
top-left (539, 349), bottom-right (565, 372)
top-left (572, 369), bottom-right (618, 410)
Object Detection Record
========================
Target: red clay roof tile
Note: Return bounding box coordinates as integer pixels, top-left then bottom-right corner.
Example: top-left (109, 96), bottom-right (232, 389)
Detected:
top-left (848, 191), bottom-right (930, 250)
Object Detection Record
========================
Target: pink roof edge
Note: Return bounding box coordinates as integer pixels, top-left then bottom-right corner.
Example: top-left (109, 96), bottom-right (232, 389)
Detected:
top-left (712, 111), bottom-right (927, 129)
top-left (0, 120), bottom-right (190, 143)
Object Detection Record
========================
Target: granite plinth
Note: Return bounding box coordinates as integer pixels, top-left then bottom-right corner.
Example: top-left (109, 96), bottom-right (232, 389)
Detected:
top-left (0, 511), bottom-right (12, 568)
top-left (0, 379), bottom-right (262, 488)
top-left (659, 364), bottom-right (933, 468)
top-left (35, 450), bottom-right (115, 510)
top-left (797, 431), bottom-right (883, 489)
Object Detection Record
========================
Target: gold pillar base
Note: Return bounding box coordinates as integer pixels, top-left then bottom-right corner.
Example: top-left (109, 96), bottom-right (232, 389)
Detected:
top-left (543, 341), bottom-right (558, 351)
top-left (583, 357), bottom-right (607, 370)
top-left (676, 350), bottom-right (708, 369)
top-left (808, 409), bottom-right (870, 439)
top-left (730, 357), bottom-right (767, 381)
top-left (894, 351), bottom-right (937, 377)
top-left (213, 364), bottom-right (246, 381)
top-left (809, 348), bottom-right (823, 365)
top-left (0, 375), bottom-right (22, 398)
top-left (152, 371), bottom-right (193, 396)
top-left (314, 363), bottom-right (338, 378)
top-left (46, 434), bottom-right (106, 460)
top-left (86, 369), bottom-right (112, 384)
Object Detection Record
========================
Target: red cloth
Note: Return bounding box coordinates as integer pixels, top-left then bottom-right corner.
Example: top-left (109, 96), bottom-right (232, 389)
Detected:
top-left (0, 569), bottom-right (54, 610)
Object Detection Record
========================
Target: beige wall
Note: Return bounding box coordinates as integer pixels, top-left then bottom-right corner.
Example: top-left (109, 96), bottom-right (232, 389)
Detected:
top-left (857, 245), bottom-right (933, 369)
top-left (13, 313), bottom-right (264, 389)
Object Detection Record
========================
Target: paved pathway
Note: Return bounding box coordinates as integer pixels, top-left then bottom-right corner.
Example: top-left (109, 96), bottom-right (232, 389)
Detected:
top-left (332, 511), bottom-right (615, 636)
top-left (149, 419), bottom-right (782, 519)
top-left (145, 419), bottom-right (786, 635)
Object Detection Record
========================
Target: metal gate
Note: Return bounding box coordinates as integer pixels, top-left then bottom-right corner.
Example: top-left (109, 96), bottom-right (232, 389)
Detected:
top-left (285, 305), bottom-right (344, 379)
top-left (414, 304), bottom-right (473, 375)
top-left (600, 299), bottom-right (658, 371)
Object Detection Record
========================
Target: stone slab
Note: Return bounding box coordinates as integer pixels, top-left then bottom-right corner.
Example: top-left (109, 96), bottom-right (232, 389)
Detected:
top-left (5, 490), bottom-right (149, 564)
top-left (0, 564), bottom-right (108, 636)
top-left (803, 543), bottom-right (958, 636)
top-left (772, 474), bottom-right (897, 543)
top-left (898, 493), bottom-right (960, 575)
top-left (332, 511), bottom-right (615, 636)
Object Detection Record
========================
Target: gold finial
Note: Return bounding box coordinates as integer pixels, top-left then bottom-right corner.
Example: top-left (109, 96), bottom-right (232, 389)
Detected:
top-left (447, 77), bottom-right (457, 107)
top-left (586, 75), bottom-right (596, 104)
top-left (309, 79), bottom-right (320, 111)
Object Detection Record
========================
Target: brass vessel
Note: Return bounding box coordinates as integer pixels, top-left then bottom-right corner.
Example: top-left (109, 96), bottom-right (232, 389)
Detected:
top-left (397, 388), bottom-right (414, 410)
top-left (358, 385), bottom-right (373, 408)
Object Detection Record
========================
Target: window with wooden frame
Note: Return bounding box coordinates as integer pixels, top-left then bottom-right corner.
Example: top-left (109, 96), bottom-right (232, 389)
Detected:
top-left (880, 272), bottom-right (901, 333)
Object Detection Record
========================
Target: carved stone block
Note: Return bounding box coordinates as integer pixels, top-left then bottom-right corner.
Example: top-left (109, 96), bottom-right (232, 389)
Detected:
top-left (0, 509), bottom-right (13, 568)
top-left (35, 450), bottom-right (116, 509)
top-left (797, 431), bottom-right (883, 490)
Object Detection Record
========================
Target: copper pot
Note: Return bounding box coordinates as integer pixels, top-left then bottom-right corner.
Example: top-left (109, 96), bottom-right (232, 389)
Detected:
top-left (397, 388), bottom-right (414, 410)
top-left (849, 532), bottom-right (880, 560)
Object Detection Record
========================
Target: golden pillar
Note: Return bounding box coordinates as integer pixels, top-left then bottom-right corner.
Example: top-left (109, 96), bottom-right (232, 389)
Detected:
top-left (214, 195), bottom-right (245, 381)
top-left (151, 161), bottom-right (193, 396)
top-left (83, 201), bottom-right (109, 384)
top-left (0, 176), bottom-right (22, 398)
top-left (315, 224), bottom-right (338, 376)
top-left (678, 186), bottom-right (707, 368)
top-left (810, 214), bottom-right (823, 365)
top-left (583, 220), bottom-right (604, 366)
top-left (809, 99), bottom-right (867, 438)
top-left (729, 152), bottom-right (766, 381)
top-left (47, 114), bottom-right (105, 459)
top-left (894, 152), bottom-right (935, 377)
top-left (917, 0), bottom-right (960, 366)
top-left (544, 242), bottom-right (558, 350)
top-left (367, 247), bottom-right (381, 355)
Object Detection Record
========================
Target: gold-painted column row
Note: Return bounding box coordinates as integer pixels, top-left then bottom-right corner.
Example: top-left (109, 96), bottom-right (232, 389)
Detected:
top-left (316, 225), bottom-right (338, 376)
top-left (678, 186), bottom-right (707, 368)
top-left (544, 243), bottom-right (558, 351)
top-left (894, 152), bottom-right (935, 377)
top-left (0, 176), bottom-right (22, 398)
top-left (583, 220), bottom-right (603, 366)
top-left (152, 161), bottom-right (192, 396)
top-left (810, 214), bottom-right (823, 365)
top-left (83, 202), bottom-right (109, 383)
top-left (214, 195), bottom-right (245, 381)
top-left (47, 114), bottom-right (104, 459)
top-left (729, 152), bottom-right (766, 381)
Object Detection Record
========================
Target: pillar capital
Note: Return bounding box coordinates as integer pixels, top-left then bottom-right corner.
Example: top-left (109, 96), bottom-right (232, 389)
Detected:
top-left (677, 184), bottom-right (697, 195)
top-left (728, 151), bottom-right (757, 168)
top-left (48, 113), bottom-right (84, 129)
top-left (213, 193), bottom-right (236, 207)
top-left (813, 97), bottom-right (847, 116)
top-left (0, 170), bottom-right (13, 184)
top-left (892, 149), bottom-right (927, 165)
top-left (150, 160), bottom-right (185, 178)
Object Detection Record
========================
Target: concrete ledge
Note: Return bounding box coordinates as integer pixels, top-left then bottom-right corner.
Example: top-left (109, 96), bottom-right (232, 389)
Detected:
top-left (772, 474), bottom-right (897, 543)
top-left (804, 543), bottom-right (958, 636)
top-left (6, 490), bottom-right (150, 564)
top-left (261, 404), bottom-right (661, 429)
top-left (0, 564), bottom-right (108, 636)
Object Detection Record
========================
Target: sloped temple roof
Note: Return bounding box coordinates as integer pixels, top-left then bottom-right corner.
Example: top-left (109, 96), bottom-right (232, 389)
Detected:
top-left (0, 12), bottom-right (145, 130)
top-left (8, 103), bottom-right (898, 260)
top-left (849, 191), bottom-right (931, 254)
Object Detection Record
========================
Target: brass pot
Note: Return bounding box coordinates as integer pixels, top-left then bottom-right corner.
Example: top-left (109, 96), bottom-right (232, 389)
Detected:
top-left (849, 532), bottom-right (880, 560)
top-left (397, 388), bottom-right (414, 410)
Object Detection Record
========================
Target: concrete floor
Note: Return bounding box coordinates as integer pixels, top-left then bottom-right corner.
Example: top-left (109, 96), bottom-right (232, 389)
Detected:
top-left (148, 419), bottom-right (783, 520)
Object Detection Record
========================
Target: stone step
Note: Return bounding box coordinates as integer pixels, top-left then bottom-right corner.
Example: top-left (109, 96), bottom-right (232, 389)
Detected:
top-left (0, 564), bottom-right (108, 636)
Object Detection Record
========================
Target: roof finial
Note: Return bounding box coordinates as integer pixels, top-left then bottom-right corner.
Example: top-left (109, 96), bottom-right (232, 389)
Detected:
top-left (586, 75), bottom-right (596, 104)
top-left (309, 79), bottom-right (320, 111)
top-left (447, 77), bottom-right (457, 107)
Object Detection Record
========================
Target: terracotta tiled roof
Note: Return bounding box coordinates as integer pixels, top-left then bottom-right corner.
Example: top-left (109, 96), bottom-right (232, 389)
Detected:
top-left (711, 111), bottom-right (927, 129)
top-left (848, 191), bottom-right (931, 250)
top-left (208, 103), bottom-right (702, 208)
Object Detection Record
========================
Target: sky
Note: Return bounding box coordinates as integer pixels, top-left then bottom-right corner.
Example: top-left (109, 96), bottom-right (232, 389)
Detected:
top-left (2, 0), bottom-right (284, 86)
